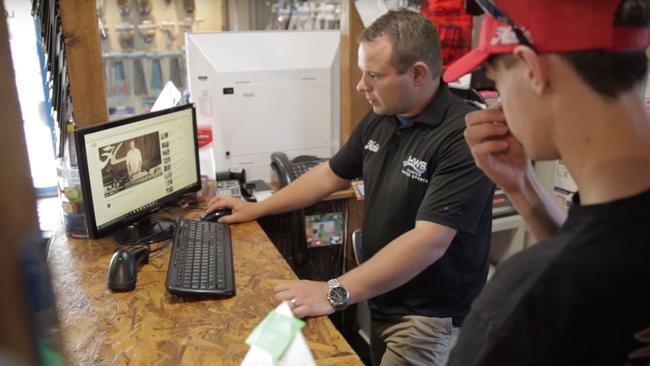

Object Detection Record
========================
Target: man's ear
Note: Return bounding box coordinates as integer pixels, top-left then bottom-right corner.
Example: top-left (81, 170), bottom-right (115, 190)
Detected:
top-left (513, 46), bottom-right (548, 95)
top-left (411, 61), bottom-right (431, 85)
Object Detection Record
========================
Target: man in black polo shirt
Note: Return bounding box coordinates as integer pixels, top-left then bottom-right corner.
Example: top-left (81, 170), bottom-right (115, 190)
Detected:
top-left (206, 9), bottom-right (494, 365)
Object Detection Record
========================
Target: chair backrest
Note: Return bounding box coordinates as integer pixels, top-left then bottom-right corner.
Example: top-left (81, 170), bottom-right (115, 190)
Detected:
top-left (352, 229), bottom-right (364, 265)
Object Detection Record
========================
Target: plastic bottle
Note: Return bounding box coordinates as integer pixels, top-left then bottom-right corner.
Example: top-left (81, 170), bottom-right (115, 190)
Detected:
top-left (56, 123), bottom-right (88, 238)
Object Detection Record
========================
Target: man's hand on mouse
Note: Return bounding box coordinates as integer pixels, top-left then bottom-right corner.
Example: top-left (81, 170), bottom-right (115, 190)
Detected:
top-left (204, 195), bottom-right (262, 224)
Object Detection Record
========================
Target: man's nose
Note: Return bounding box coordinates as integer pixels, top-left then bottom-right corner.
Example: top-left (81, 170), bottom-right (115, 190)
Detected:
top-left (357, 77), bottom-right (370, 93)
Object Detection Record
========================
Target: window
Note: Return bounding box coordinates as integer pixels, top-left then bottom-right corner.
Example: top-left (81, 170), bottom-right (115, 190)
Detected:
top-left (7, 1), bottom-right (57, 196)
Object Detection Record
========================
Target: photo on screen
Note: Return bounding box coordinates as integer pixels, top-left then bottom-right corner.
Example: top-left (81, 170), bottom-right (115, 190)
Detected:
top-left (99, 132), bottom-right (162, 197)
top-left (305, 211), bottom-right (345, 248)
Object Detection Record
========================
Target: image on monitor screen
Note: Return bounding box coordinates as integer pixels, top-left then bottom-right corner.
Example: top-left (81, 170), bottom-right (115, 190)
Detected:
top-left (99, 132), bottom-right (163, 197)
top-left (75, 104), bottom-right (200, 244)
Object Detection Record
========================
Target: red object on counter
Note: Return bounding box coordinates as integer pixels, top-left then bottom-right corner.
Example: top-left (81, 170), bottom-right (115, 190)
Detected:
top-left (196, 125), bottom-right (213, 149)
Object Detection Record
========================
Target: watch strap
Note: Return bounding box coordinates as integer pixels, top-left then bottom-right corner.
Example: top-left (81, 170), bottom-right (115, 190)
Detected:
top-left (326, 278), bottom-right (349, 311)
top-left (327, 278), bottom-right (341, 289)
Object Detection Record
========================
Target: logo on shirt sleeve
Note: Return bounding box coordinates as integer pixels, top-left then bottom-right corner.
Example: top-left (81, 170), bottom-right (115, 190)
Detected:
top-left (364, 140), bottom-right (380, 153)
top-left (401, 156), bottom-right (429, 183)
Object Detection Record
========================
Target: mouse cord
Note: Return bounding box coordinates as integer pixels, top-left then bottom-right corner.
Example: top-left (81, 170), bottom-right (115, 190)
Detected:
top-left (148, 239), bottom-right (171, 255)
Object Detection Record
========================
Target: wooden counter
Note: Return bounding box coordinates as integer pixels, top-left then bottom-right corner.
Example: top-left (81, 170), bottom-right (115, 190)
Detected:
top-left (47, 214), bottom-right (363, 365)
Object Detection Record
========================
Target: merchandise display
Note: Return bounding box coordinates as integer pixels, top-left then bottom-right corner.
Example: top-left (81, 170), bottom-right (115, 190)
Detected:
top-left (97, 0), bottom-right (222, 118)
top-left (269, 0), bottom-right (341, 30)
top-left (97, 1), bottom-right (341, 118)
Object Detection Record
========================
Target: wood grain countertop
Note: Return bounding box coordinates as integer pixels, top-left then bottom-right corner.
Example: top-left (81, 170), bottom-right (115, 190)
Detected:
top-left (47, 211), bottom-right (362, 365)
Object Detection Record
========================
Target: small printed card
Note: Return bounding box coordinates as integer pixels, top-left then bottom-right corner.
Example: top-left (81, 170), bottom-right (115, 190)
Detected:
top-left (351, 180), bottom-right (364, 201)
top-left (304, 212), bottom-right (345, 248)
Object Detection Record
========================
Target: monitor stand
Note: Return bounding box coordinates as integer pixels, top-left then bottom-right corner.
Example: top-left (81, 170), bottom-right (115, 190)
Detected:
top-left (114, 216), bottom-right (174, 245)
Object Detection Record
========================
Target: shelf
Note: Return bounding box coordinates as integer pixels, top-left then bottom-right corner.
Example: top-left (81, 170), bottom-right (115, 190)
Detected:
top-left (490, 214), bottom-right (527, 265)
top-left (492, 214), bottom-right (524, 232)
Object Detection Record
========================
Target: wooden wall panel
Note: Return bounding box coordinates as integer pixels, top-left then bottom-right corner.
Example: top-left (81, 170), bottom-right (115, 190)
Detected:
top-left (340, 0), bottom-right (369, 146)
top-left (59, 0), bottom-right (108, 127)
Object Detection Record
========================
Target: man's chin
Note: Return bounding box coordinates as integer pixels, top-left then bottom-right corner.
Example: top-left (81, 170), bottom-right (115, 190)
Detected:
top-left (371, 106), bottom-right (388, 115)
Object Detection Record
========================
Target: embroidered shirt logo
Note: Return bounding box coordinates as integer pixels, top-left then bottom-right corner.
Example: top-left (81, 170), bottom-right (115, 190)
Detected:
top-left (490, 25), bottom-right (532, 46)
top-left (364, 140), bottom-right (380, 153)
top-left (401, 156), bottom-right (429, 183)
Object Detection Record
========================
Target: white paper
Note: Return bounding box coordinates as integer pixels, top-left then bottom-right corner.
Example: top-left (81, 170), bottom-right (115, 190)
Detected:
top-left (241, 302), bottom-right (316, 366)
top-left (151, 81), bottom-right (182, 112)
top-left (254, 190), bottom-right (273, 202)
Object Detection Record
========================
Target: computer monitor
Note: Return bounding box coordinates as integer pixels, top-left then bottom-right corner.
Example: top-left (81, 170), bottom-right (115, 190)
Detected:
top-left (75, 104), bottom-right (200, 244)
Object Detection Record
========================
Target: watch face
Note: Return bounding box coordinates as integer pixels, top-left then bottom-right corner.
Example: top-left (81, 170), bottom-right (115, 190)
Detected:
top-left (329, 286), bottom-right (348, 305)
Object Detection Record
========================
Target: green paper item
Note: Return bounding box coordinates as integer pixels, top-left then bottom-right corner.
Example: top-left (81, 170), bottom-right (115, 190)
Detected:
top-left (63, 187), bottom-right (80, 201)
top-left (245, 310), bottom-right (306, 360)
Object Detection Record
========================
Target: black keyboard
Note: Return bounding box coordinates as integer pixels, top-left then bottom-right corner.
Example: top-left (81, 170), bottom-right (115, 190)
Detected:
top-left (166, 219), bottom-right (235, 297)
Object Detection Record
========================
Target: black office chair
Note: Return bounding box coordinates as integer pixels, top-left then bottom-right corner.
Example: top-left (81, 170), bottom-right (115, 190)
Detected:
top-left (352, 229), bottom-right (371, 346)
top-left (352, 229), bottom-right (364, 264)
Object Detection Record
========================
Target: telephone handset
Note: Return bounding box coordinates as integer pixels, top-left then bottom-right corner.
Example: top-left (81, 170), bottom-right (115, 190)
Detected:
top-left (270, 152), bottom-right (323, 188)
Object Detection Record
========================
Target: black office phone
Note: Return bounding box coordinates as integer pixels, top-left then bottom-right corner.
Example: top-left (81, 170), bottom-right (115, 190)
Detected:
top-left (270, 152), bottom-right (324, 187)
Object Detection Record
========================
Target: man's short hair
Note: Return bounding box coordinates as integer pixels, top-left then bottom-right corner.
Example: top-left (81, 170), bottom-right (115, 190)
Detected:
top-left (358, 9), bottom-right (443, 80)
top-left (492, 0), bottom-right (649, 98)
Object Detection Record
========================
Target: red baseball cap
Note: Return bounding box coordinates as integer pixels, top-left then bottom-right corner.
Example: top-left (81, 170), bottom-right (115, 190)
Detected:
top-left (443, 0), bottom-right (650, 82)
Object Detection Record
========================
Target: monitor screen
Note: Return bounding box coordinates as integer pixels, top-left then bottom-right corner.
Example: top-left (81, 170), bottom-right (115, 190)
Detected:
top-left (75, 104), bottom-right (200, 240)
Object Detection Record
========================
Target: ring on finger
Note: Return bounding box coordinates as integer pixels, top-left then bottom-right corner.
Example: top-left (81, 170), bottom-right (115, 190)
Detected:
top-left (289, 297), bottom-right (298, 308)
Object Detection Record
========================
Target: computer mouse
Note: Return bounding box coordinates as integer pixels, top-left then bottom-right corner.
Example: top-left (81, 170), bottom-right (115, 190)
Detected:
top-left (107, 247), bottom-right (149, 292)
top-left (201, 208), bottom-right (232, 222)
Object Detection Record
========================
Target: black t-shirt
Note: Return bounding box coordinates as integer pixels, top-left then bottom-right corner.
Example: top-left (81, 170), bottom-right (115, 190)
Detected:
top-left (329, 83), bottom-right (495, 326)
top-left (449, 188), bottom-right (650, 365)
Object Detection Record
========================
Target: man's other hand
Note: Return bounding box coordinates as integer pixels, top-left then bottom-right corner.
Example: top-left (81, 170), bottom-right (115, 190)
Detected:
top-left (274, 280), bottom-right (335, 319)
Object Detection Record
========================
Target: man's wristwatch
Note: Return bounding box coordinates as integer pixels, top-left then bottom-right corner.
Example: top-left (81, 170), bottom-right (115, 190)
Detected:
top-left (327, 278), bottom-right (350, 311)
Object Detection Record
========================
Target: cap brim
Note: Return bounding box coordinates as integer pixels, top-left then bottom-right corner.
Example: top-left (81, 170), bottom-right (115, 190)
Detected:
top-left (443, 49), bottom-right (491, 83)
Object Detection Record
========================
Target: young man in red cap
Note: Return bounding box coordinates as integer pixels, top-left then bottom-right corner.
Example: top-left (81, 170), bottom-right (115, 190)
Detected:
top-left (443, 0), bottom-right (650, 364)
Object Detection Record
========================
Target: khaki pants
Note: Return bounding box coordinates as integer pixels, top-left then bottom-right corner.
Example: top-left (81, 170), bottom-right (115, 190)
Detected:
top-left (370, 316), bottom-right (460, 366)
